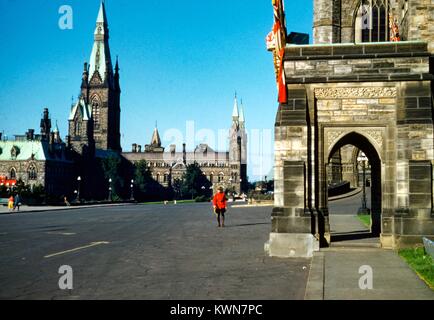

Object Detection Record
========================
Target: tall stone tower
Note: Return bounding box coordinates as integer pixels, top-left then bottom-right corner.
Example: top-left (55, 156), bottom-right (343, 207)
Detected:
top-left (80, 2), bottom-right (121, 152)
top-left (40, 108), bottom-right (52, 141)
top-left (313, 0), bottom-right (434, 51)
top-left (229, 94), bottom-right (248, 193)
top-left (313, 0), bottom-right (341, 44)
top-left (267, 0), bottom-right (434, 257)
top-left (238, 100), bottom-right (248, 192)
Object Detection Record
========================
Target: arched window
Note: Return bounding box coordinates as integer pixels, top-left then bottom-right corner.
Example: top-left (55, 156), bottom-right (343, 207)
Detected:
top-left (355, 0), bottom-right (390, 43)
top-left (28, 165), bottom-right (37, 180)
top-left (10, 168), bottom-right (16, 180)
top-left (91, 97), bottom-right (101, 130)
top-left (74, 121), bottom-right (81, 136)
top-left (218, 173), bottom-right (224, 183)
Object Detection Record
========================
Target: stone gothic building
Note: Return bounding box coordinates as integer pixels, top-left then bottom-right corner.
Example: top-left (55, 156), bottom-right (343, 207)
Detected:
top-left (123, 95), bottom-right (248, 194)
top-left (0, 109), bottom-right (74, 197)
top-left (68, 2), bottom-right (121, 155)
top-left (267, 0), bottom-right (434, 257)
top-left (0, 2), bottom-right (248, 200)
top-left (68, 2), bottom-right (247, 196)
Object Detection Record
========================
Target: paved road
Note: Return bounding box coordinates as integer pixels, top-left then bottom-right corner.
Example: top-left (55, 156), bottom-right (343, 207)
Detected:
top-left (329, 188), bottom-right (371, 215)
top-left (0, 203), bottom-right (309, 300)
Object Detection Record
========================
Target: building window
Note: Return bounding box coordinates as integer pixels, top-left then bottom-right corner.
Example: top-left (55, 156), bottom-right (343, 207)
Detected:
top-left (75, 121), bottom-right (81, 136)
top-left (218, 173), bottom-right (224, 183)
top-left (355, 0), bottom-right (390, 43)
top-left (28, 165), bottom-right (37, 181)
top-left (92, 103), bottom-right (100, 130)
top-left (10, 168), bottom-right (16, 180)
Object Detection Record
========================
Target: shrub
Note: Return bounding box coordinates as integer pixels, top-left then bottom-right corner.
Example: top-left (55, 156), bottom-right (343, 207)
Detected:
top-left (195, 195), bottom-right (210, 203)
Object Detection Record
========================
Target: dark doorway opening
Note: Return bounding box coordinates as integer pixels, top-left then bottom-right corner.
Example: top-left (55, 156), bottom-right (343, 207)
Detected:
top-left (327, 132), bottom-right (381, 246)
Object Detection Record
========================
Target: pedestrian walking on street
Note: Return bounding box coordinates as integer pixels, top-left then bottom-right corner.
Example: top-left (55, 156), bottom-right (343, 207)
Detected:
top-left (212, 187), bottom-right (228, 228)
top-left (13, 194), bottom-right (21, 212)
top-left (8, 195), bottom-right (14, 212)
top-left (64, 196), bottom-right (71, 207)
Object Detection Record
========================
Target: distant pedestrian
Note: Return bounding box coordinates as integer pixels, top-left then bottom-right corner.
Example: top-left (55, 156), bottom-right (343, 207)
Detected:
top-left (8, 195), bottom-right (14, 212)
top-left (13, 194), bottom-right (21, 212)
top-left (64, 196), bottom-right (71, 207)
top-left (212, 187), bottom-right (228, 228)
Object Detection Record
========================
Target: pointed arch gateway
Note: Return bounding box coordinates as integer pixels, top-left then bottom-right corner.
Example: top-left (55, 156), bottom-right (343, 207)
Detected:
top-left (326, 131), bottom-right (382, 238)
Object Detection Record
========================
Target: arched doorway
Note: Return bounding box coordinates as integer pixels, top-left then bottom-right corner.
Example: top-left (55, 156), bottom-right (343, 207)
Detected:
top-left (326, 132), bottom-right (382, 244)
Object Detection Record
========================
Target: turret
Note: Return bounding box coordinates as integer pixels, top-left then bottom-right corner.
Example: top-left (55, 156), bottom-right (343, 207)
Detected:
top-left (40, 108), bottom-right (52, 141)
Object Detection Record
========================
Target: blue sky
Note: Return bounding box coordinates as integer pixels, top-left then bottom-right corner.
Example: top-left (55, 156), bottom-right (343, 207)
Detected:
top-left (0, 0), bottom-right (313, 180)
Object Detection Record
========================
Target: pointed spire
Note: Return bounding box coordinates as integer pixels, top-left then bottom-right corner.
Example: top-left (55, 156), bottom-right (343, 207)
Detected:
top-left (96, 1), bottom-right (108, 25)
top-left (53, 121), bottom-right (62, 143)
top-left (88, 1), bottom-right (113, 84)
top-left (232, 92), bottom-right (239, 121)
top-left (151, 125), bottom-right (161, 147)
top-left (81, 62), bottom-right (89, 88)
top-left (239, 99), bottom-right (245, 128)
top-left (115, 55), bottom-right (119, 74)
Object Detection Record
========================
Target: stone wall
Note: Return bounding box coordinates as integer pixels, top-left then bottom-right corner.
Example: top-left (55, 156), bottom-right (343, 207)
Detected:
top-left (0, 160), bottom-right (46, 187)
top-left (272, 41), bottom-right (434, 251)
top-left (404, 0), bottom-right (434, 53)
top-left (314, 0), bottom-right (434, 52)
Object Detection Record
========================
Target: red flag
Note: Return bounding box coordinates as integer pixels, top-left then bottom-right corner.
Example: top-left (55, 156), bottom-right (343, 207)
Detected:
top-left (277, 48), bottom-right (287, 104)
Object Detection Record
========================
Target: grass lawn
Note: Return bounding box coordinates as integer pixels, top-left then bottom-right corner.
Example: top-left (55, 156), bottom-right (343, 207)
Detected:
top-left (357, 215), bottom-right (371, 227)
top-left (399, 246), bottom-right (434, 289)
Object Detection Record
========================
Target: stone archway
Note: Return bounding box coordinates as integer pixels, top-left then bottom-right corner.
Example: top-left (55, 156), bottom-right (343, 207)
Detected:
top-left (326, 131), bottom-right (382, 238)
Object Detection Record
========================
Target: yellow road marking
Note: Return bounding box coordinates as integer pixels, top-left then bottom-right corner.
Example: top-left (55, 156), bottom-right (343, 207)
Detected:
top-left (44, 241), bottom-right (110, 258)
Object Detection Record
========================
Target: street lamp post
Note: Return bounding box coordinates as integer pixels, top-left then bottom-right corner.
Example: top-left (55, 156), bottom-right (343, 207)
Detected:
top-left (357, 153), bottom-right (370, 215)
top-left (108, 178), bottom-right (112, 202)
top-left (130, 179), bottom-right (135, 201)
top-left (77, 176), bottom-right (81, 202)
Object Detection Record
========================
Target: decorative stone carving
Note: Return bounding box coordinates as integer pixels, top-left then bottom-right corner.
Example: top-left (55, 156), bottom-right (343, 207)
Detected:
top-left (327, 130), bottom-right (345, 146)
top-left (364, 130), bottom-right (383, 148)
top-left (10, 146), bottom-right (20, 159)
top-left (315, 87), bottom-right (397, 99)
top-left (326, 128), bottom-right (384, 152)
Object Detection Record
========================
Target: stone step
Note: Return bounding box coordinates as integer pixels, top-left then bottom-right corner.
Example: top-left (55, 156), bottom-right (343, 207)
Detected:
top-left (322, 243), bottom-right (383, 252)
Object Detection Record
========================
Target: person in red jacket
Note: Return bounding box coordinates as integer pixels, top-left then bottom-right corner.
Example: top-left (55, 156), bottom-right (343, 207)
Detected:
top-left (213, 187), bottom-right (228, 228)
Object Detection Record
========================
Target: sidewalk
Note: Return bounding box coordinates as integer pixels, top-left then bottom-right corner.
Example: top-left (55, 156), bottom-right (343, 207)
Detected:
top-left (305, 215), bottom-right (434, 300)
top-left (0, 203), bottom-right (135, 214)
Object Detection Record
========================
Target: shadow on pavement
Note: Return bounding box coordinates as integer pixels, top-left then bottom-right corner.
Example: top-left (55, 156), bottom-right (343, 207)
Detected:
top-left (331, 231), bottom-right (378, 242)
top-left (225, 222), bottom-right (271, 228)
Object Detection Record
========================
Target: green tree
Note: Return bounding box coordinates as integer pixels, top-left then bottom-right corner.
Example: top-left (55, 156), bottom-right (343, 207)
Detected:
top-left (172, 178), bottom-right (183, 200)
top-left (181, 162), bottom-right (212, 199)
top-left (134, 160), bottom-right (154, 199)
top-left (101, 156), bottom-right (122, 200)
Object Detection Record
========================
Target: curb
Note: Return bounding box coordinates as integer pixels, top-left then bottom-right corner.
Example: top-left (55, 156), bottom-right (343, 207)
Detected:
top-left (328, 188), bottom-right (362, 202)
top-left (0, 203), bottom-right (137, 215)
top-left (304, 252), bottom-right (325, 300)
top-left (232, 204), bottom-right (273, 208)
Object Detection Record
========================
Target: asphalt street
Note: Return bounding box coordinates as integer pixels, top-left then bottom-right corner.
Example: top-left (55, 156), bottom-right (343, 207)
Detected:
top-left (329, 188), bottom-right (371, 215)
top-left (0, 203), bottom-right (310, 300)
